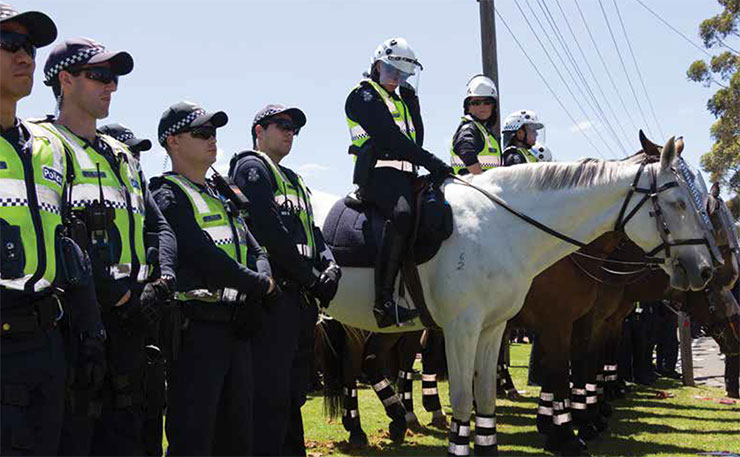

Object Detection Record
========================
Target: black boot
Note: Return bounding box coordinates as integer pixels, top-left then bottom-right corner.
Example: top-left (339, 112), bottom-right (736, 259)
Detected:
top-left (374, 223), bottom-right (419, 328)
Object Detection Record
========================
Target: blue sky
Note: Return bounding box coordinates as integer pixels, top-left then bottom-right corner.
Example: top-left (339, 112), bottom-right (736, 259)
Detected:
top-left (14, 0), bottom-right (730, 196)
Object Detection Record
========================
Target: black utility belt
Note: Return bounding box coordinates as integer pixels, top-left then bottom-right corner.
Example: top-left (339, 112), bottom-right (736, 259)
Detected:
top-left (1, 293), bottom-right (63, 337)
top-left (179, 301), bottom-right (235, 323)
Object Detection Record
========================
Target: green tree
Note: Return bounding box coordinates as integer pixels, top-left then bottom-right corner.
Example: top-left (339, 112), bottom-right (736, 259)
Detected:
top-left (687, 0), bottom-right (740, 192)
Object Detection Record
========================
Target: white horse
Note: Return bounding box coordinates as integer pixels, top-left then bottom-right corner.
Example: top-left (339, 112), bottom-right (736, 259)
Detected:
top-left (314, 139), bottom-right (714, 455)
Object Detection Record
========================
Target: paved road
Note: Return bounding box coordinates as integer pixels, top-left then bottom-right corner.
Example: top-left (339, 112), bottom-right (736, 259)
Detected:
top-left (684, 336), bottom-right (726, 389)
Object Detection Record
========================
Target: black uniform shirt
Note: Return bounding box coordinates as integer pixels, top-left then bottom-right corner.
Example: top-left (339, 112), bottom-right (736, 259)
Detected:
top-left (452, 120), bottom-right (487, 170)
top-left (502, 144), bottom-right (528, 167)
top-left (150, 176), bottom-right (271, 297)
top-left (229, 152), bottom-right (325, 288)
top-left (345, 81), bottom-right (443, 171)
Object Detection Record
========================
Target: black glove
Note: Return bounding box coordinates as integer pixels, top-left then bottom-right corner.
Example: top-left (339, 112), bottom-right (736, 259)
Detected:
top-left (138, 276), bottom-right (174, 326)
top-left (263, 279), bottom-right (282, 310)
top-left (430, 162), bottom-right (454, 186)
top-left (310, 263), bottom-right (342, 308)
top-left (74, 330), bottom-right (107, 391)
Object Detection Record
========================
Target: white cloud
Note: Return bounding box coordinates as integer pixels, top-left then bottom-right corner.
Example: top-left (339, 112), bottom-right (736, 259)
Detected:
top-left (310, 189), bottom-right (341, 225)
top-left (569, 120), bottom-right (593, 133)
top-left (297, 163), bottom-right (332, 177)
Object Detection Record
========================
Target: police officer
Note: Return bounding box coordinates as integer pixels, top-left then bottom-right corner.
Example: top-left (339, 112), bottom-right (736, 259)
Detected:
top-left (229, 104), bottom-right (341, 455)
top-left (501, 110), bottom-right (545, 166)
top-left (450, 74), bottom-right (501, 175)
top-left (1, 3), bottom-right (105, 454)
top-left (149, 101), bottom-right (276, 455)
top-left (99, 123), bottom-right (163, 456)
top-left (345, 37), bottom-right (453, 328)
top-left (37, 38), bottom-right (178, 455)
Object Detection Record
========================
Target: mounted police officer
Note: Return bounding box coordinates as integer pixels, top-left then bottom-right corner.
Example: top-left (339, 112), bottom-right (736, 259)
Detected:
top-left (150, 101), bottom-right (277, 455)
top-left (450, 74), bottom-right (501, 175)
top-left (501, 110), bottom-right (545, 166)
top-left (345, 37), bottom-right (453, 328)
top-left (1, 4), bottom-right (106, 454)
top-left (37, 37), bottom-right (178, 455)
top-left (229, 104), bottom-right (341, 455)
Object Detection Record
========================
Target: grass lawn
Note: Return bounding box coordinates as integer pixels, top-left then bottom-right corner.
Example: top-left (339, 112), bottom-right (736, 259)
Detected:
top-left (301, 343), bottom-right (740, 456)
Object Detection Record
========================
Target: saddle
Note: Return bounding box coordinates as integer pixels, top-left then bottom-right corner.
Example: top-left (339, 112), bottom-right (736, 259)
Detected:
top-left (322, 178), bottom-right (453, 327)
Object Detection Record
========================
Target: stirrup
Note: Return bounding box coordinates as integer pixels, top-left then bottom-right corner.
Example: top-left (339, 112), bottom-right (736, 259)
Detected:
top-left (374, 300), bottom-right (419, 328)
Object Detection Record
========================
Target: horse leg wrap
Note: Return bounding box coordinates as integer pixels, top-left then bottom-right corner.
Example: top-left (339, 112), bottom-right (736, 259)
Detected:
top-left (497, 363), bottom-right (516, 396)
top-left (473, 414), bottom-right (497, 456)
top-left (448, 418), bottom-right (471, 456)
top-left (536, 391), bottom-right (554, 434)
top-left (552, 399), bottom-right (572, 427)
top-left (422, 372), bottom-right (442, 412)
top-left (341, 386), bottom-right (361, 432)
top-left (570, 385), bottom-right (589, 425)
top-left (397, 370), bottom-right (415, 413)
top-left (371, 377), bottom-right (406, 420)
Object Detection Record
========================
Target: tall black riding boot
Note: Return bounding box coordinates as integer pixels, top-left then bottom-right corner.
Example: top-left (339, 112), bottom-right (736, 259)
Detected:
top-left (374, 223), bottom-right (419, 328)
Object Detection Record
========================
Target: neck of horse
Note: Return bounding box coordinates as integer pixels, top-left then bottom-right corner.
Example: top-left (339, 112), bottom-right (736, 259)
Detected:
top-left (472, 161), bottom-right (645, 280)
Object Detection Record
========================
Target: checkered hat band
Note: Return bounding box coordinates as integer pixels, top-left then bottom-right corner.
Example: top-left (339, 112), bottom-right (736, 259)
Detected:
top-left (115, 133), bottom-right (134, 142)
top-left (45, 46), bottom-right (106, 82)
top-left (159, 109), bottom-right (206, 145)
top-left (0, 6), bottom-right (18, 19)
top-left (254, 108), bottom-right (283, 125)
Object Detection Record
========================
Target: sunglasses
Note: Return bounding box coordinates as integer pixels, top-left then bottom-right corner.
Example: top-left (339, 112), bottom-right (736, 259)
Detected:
top-left (186, 125), bottom-right (217, 140)
top-left (264, 118), bottom-right (300, 135)
top-left (468, 99), bottom-right (495, 107)
top-left (0, 31), bottom-right (36, 58)
top-left (68, 66), bottom-right (119, 85)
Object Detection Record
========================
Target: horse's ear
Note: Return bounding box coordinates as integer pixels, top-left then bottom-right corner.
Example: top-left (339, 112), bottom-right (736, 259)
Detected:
top-left (711, 181), bottom-right (720, 198)
top-left (639, 129), bottom-right (660, 157)
top-left (660, 136), bottom-right (677, 170)
top-left (676, 136), bottom-right (684, 156)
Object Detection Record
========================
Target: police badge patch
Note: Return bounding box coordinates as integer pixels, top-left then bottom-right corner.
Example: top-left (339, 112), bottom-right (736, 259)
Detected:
top-left (247, 168), bottom-right (260, 182)
top-left (361, 89), bottom-right (374, 102)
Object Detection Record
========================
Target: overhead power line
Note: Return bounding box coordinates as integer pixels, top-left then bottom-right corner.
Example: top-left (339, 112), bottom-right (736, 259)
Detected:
top-left (633, 0), bottom-right (712, 57)
top-left (573, 0), bottom-right (640, 136)
top-left (612, 0), bottom-right (665, 141)
top-left (598, 0), bottom-right (654, 138)
top-left (494, 7), bottom-right (608, 158)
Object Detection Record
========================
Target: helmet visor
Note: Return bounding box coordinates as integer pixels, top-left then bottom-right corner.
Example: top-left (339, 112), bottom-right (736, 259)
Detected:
top-left (378, 60), bottom-right (421, 92)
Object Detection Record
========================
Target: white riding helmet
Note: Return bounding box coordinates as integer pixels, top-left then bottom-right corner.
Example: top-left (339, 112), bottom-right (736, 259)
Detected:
top-left (530, 142), bottom-right (553, 162)
top-left (371, 37), bottom-right (423, 75)
top-left (465, 74), bottom-right (498, 101)
top-left (502, 109), bottom-right (544, 133)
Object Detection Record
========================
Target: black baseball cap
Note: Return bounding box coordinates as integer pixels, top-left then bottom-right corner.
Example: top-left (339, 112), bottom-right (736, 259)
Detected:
top-left (0, 2), bottom-right (57, 47)
top-left (158, 101), bottom-right (228, 147)
top-left (251, 104), bottom-right (306, 136)
top-left (100, 123), bottom-right (152, 153)
top-left (44, 37), bottom-right (134, 86)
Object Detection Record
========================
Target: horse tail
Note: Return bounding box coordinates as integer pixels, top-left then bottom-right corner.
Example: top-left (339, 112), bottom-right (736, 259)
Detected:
top-left (315, 316), bottom-right (347, 420)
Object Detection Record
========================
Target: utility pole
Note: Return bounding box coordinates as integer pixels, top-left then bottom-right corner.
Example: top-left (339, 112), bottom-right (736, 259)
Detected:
top-left (478, 0), bottom-right (501, 142)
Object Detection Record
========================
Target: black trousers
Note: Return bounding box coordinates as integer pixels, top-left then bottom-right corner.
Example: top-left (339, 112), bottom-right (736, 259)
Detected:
top-left (252, 287), bottom-right (301, 456)
top-left (1, 326), bottom-right (66, 456)
top-left (655, 310), bottom-right (678, 373)
top-left (58, 300), bottom-right (147, 456)
top-left (165, 319), bottom-right (253, 455)
top-left (363, 168), bottom-right (415, 238)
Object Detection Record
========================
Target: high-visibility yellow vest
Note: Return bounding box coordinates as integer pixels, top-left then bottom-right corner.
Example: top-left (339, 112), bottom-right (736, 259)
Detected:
top-left (450, 115), bottom-right (501, 174)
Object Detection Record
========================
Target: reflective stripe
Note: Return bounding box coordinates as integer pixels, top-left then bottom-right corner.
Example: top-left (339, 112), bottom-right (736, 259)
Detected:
top-left (475, 416), bottom-right (495, 428)
top-left (422, 374), bottom-right (437, 382)
top-left (552, 401), bottom-right (565, 411)
top-left (403, 392), bottom-right (412, 399)
top-left (170, 175), bottom-right (211, 214)
top-left (52, 125), bottom-right (96, 169)
top-left (372, 379), bottom-right (390, 391)
top-left (296, 244), bottom-right (314, 258)
top-left (585, 383), bottom-right (597, 391)
top-left (0, 276), bottom-right (52, 292)
top-left (572, 388), bottom-right (587, 395)
top-left (450, 156), bottom-right (466, 167)
top-left (458, 424), bottom-right (470, 437)
top-left (343, 408), bottom-right (359, 418)
top-left (474, 434), bottom-right (496, 446)
top-left (478, 156), bottom-right (501, 167)
top-left (382, 395), bottom-right (400, 407)
top-left (538, 406), bottom-right (553, 415)
top-left (422, 387), bottom-right (438, 395)
top-left (110, 263), bottom-right (133, 280)
top-left (70, 183), bottom-right (128, 208)
top-left (540, 392), bottom-right (554, 401)
top-left (375, 159), bottom-right (415, 172)
top-left (605, 364), bottom-right (617, 371)
top-left (571, 402), bottom-right (587, 410)
top-left (177, 287), bottom-right (239, 303)
top-left (35, 184), bottom-right (62, 214)
top-left (553, 412), bottom-right (572, 425)
top-left (448, 444), bottom-right (469, 456)
top-left (586, 396), bottom-right (598, 404)
top-left (205, 225), bottom-right (234, 244)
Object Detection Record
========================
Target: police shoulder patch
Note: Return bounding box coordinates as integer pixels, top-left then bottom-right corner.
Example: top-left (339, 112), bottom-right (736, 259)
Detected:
top-left (361, 89), bottom-right (374, 102)
top-left (247, 168), bottom-right (260, 183)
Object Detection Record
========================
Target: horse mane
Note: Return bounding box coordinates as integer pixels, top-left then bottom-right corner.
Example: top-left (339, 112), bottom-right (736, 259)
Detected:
top-left (477, 159), bottom-right (629, 192)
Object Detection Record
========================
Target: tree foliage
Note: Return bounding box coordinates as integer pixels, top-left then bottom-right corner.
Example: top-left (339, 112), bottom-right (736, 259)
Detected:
top-left (687, 0), bottom-right (740, 192)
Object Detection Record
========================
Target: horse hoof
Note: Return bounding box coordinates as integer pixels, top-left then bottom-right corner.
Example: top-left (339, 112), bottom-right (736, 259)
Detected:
top-left (389, 418), bottom-right (407, 443)
top-left (600, 401), bottom-right (613, 418)
top-left (348, 430), bottom-right (369, 448)
top-left (577, 423), bottom-right (599, 442)
top-left (430, 413), bottom-right (449, 428)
